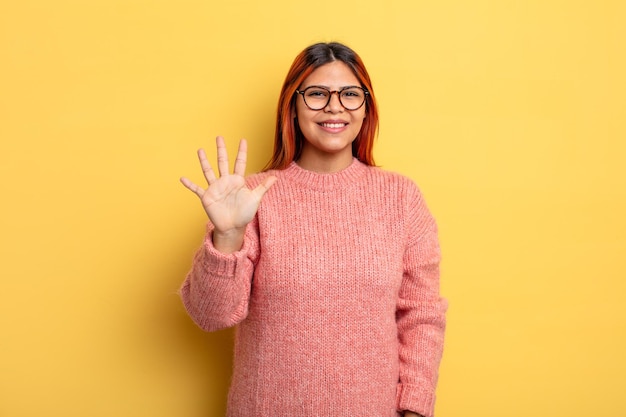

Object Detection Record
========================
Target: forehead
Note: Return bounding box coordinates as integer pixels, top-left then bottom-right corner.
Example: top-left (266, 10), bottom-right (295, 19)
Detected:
top-left (301, 61), bottom-right (360, 88)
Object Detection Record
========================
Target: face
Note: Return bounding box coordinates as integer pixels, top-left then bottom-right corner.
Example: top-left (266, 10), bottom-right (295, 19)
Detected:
top-left (295, 61), bottom-right (366, 169)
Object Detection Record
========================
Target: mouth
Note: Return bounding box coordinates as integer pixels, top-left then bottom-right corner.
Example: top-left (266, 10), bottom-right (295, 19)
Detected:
top-left (319, 122), bottom-right (348, 129)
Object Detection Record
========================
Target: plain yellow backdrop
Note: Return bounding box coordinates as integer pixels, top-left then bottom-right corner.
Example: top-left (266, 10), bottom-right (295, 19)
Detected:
top-left (1, 0), bottom-right (625, 416)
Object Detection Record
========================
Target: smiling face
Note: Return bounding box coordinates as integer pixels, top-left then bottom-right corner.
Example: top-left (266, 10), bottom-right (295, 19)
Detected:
top-left (295, 61), bottom-right (366, 172)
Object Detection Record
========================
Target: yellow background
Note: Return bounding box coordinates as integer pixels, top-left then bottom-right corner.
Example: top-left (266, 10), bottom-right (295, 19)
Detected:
top-left (1, 0), bottom-right (625, 416)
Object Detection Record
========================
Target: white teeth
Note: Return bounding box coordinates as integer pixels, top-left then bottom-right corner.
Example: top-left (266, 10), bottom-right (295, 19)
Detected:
top-left (321, 123), bottom-right (346, 128)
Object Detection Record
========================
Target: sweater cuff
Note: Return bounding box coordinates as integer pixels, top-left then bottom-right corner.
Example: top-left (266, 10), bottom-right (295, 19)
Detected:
top-left (396, 383), bottom-right (436, 417)
top-left (200, 224), bottom-right (249, 278)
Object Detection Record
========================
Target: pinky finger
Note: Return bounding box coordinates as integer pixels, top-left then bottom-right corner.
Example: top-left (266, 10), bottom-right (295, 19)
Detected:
top-left (180, 177), bottom-right (205, 198)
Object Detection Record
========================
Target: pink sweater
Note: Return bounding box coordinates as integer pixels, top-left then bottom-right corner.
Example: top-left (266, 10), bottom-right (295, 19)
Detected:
top-left (180, 159), bottom-right (447, 417)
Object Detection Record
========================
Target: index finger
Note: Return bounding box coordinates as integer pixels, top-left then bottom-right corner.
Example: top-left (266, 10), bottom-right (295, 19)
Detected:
top-left (197, 148), bottom-right (217, 185)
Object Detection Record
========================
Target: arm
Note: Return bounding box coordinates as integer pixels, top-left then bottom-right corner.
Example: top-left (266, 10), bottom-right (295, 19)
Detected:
top-left (396, 185), bottom-right (447, 417)
top-left (179, 136), bottom-right (276, 331)
top-left (179, 219), bottom-right (259, 331)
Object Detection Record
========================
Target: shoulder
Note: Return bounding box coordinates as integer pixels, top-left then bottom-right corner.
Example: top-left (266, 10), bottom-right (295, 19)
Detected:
top-left (367, 166), bottom-right (436, 231)
top-left (364, 165), bottom-right (424, 198)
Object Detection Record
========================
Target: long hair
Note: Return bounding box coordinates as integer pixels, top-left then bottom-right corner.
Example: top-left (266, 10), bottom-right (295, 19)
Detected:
top-left (263, 42), bottom-right (379, 170)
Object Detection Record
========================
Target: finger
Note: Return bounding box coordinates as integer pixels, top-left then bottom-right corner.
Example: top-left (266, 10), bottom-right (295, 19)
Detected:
top-left (197, 148), bottom-right (217, 185)
top-left (180, 177), bottom-right (205, 198)
top-left (215, 136), bottom-right (230, 176)
top-left (233, 139), bottom-right (248, 177)
top-left (251, 175), bottom-right (277, 201)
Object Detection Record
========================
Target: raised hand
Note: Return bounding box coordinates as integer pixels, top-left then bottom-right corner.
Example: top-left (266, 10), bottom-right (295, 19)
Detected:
top-left (180, 136), bottom-right (277, 253)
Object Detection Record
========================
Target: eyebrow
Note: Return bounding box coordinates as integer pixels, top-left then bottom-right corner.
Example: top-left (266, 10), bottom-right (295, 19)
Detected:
top-left (301, 84), bottom-right (362, 90)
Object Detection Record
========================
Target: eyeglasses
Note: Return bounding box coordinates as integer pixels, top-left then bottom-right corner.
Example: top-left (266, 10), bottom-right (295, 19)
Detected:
top-left (295, 86), bottom-right (369, 111)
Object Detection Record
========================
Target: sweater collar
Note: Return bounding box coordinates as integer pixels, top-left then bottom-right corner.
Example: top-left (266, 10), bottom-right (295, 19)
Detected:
top-left (281, 158), bottom-right (369, 191)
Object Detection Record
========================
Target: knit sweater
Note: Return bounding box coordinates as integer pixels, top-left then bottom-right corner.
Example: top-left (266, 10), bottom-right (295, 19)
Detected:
top-left (180, 158), bottom-right (447, 417)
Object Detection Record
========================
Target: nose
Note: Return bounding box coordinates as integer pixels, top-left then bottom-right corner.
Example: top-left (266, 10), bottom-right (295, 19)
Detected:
top-left (325, 91), bottom-right (344, 112)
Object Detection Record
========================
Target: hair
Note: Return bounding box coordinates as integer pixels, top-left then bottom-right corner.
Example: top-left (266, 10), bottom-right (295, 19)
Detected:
top-left (263, 42), bottom-right (379, 170)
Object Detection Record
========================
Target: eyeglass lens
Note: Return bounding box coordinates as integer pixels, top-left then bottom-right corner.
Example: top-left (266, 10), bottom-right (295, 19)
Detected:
top-left (301, 87), bottom-right (366, 110)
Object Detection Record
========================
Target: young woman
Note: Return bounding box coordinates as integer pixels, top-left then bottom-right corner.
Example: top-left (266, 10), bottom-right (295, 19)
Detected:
top-left (180, 42), bottom-right (447, 417)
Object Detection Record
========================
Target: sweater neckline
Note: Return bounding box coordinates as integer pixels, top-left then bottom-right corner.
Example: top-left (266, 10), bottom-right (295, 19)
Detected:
top-left (281, 158), bottom-right (369, 191)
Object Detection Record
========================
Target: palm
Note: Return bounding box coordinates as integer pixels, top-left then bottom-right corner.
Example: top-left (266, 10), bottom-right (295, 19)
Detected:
top-left (200, 174), bottom-right (260, 231)
top-left (181, 136), bottom-right (276, 234)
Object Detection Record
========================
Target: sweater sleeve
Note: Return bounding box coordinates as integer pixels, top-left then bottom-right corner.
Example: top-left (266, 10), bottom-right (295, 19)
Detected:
top-left (179, 217), bottom-right (260, 332)
top-left (396, 184), bottom-right (447, 417)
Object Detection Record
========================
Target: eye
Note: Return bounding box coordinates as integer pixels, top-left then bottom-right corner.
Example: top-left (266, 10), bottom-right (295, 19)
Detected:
top-left (306, 88), bottom-right (329, 98)
top-left (341, 88), bottom-right (363, 98)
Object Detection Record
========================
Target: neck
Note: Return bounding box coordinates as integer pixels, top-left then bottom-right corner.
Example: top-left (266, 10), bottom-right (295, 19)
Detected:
top-left (296, 148), bottom-right (354, 173)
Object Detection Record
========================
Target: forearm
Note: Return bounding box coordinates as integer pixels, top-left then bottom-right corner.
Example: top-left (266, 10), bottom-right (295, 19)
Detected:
top-left (180, 233), bottom-right (254, 331)
top-left (397, 209), bottom-right (446, 416)
top-left (396, 297), bottom-right (447, 415)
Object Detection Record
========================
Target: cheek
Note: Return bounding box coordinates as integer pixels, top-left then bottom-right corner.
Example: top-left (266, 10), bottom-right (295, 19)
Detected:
top-left (355, 111), bottom-right (367, 127)
top-left (352, 107), bottom-right (366, 122)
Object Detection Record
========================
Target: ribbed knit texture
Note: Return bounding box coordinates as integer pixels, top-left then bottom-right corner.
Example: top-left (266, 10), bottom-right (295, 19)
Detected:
top-left (180, 158), bottom-right (447, 417)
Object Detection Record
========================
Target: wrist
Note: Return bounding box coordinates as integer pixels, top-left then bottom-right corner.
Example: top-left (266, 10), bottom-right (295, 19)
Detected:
top-left (212, 228), bottom-right (245, 254)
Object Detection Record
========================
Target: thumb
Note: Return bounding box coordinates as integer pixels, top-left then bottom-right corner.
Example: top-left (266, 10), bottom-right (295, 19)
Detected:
top-left (252, 176), bottom-right (277, 200)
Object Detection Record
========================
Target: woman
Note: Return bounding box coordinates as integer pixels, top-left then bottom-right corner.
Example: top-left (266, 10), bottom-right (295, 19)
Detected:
top-left (180, 42), bottom-right (447, 417)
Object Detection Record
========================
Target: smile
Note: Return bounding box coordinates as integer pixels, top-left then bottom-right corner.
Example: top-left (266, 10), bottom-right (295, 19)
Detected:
top-left (319, 122), bottom-right (347, 129)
